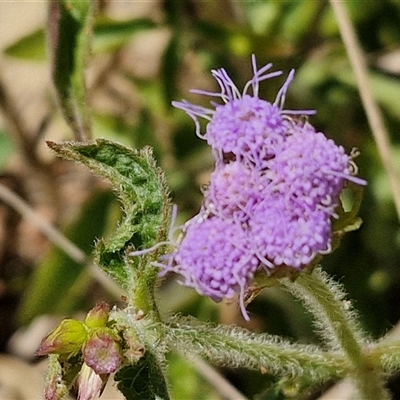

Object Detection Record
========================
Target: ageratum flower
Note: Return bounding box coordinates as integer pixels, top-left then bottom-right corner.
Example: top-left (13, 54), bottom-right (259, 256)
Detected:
top-left (173, 56), bottom-right (315, 169)
top-left (250, 195), bottom-right (332, 269)
top-left (268, 121), bottom-right (365, 211)
top-left (158, 56), bottom-right (366, 319)
top-left (204, 161), bottom-right (269, 222)
top-left (160, 216), bottom-right (258, 317)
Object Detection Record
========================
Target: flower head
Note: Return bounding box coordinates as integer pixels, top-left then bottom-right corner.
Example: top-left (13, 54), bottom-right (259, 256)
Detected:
top-left (204, 161), bottom-right (267, 221)
top-left (173, 56), bottom-right (315, 167)
top-left (162, 216), bottom-right (258, 316)
top-left (158, 56), bottom-right (367, 319)
top-left (206, 96), bottom-right (287, 167)
top-left (250, 196), bottom-right (332, 268)
top-left (268, 122), bottom-right (358, 208)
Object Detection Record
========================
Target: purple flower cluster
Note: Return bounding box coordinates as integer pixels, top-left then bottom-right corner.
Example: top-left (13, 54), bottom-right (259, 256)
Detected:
top-left (162, 56), bottom-right (366, 319)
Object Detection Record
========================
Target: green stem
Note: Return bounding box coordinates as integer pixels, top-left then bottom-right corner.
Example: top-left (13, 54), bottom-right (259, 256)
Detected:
top-left (369, 339), bottom-right (400, 374)
top-left (130, 260), bottom-right (161, 322)
top-left (165, 316), bottom-right (348, 384)
top-left (283, 268), bottom-right (389, 399)
top-left (111, 309), bottom-right (170, 400)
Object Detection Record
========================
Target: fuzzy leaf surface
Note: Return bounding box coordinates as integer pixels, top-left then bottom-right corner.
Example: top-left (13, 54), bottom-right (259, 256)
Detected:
top-left (115, 350), bottom-right (170, 400)
top-left (47, 139), bottom-right (170, 292)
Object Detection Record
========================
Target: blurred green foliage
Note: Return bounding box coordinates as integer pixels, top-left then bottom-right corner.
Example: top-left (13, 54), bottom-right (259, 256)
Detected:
top-left (3, 0), bottom-right (400, 398)
top-left (0, 131), bottom-right (14, 171)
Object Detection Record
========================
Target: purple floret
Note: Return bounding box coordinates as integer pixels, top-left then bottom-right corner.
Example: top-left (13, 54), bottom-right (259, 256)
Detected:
top-left (204, 161), bottom-right (268, 221)
top-left (268, 122), bottom-right (353, 212)
top-left (166, 216), bottom-right (258, 318)
top-left (206, 96), bottom-right (287, 167)
top-left (250, 196), bottom-right (332, 269)
top-left (172, 55), bottom-right (315, 144)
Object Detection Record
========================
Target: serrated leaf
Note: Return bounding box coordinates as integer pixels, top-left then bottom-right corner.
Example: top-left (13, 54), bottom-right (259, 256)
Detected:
top-left (46, 140), bottom-right (171, 303)
top-left (115, 350), bottom-right (170, 400)
top-left (3, 28), bottom-right (46, 61)
top-left (48, 0), bottom-right (93, 140)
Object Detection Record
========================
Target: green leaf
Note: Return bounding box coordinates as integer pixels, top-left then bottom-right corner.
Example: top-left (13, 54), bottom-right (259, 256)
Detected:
top-left (48, 0), bottom-right (93, 140)
top-left (115, 350), bottom-right (170, 400)
top-left (46, 139), bottom-right (171, 312)
top-left (93, 17), bottom-right (157, 54)
top-left (3, 28), bottom-right (46, 61)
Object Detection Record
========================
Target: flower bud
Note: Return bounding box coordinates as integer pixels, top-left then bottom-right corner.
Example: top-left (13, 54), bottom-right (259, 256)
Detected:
top-left (36, 319), bottom-right (87, 356)
top-left (84, 302), bottom-right (110, 329)
top-left (83, 331), bottom-right (122, 375)
top-left (77, 363), bottom-right (108, 400)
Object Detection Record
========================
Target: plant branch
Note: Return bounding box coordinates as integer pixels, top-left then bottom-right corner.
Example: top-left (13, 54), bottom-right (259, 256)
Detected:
top-left (329, 0), bottom-right (400, 220)
top-left (166, 316), bottom-right (348, 384)
top-left (284, 268), bottom-right (389, 400)
top-left (283, 268), bottom-right (365, 360)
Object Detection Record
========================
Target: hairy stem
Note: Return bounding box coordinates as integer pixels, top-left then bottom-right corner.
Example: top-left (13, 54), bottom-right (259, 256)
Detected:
top-left (284, 268), bottom-right (389, 399)
top-left (166, 316), bottom-right (348, 384)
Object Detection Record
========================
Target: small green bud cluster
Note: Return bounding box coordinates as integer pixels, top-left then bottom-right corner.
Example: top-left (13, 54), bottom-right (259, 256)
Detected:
top-left (37, 302), bottom-right (144, 400)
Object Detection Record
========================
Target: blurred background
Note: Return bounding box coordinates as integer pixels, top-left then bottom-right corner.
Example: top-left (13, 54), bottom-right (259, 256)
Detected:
top-left (0, 1), bottom-right (400, 399)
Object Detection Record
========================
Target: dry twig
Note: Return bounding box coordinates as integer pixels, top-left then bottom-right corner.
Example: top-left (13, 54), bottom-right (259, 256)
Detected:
top-left (330, 0), bottom-right (400, 220)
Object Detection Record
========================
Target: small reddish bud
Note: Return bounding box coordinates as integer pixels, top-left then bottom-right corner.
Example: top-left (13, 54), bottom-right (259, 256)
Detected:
top-left (83, 331), bottom-right (122, 375)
